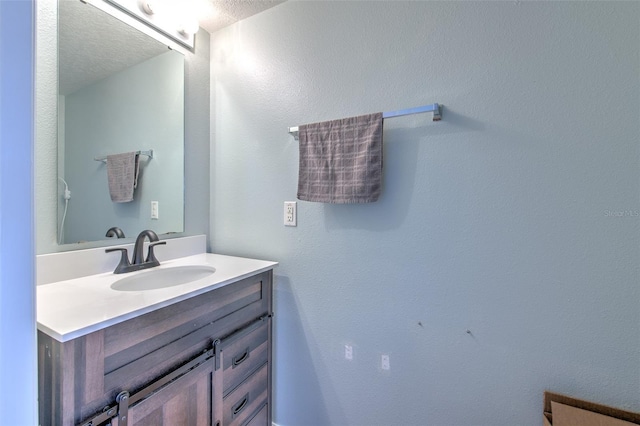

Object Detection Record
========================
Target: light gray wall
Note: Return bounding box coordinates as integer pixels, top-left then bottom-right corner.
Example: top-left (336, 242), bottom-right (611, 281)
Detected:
top-left (0, 1), bottom-right (38, 423)
top-left (63, 51), bottom-right (184, 243)
top-left (210, 2), bottom-right (640, 425)
top-left (36, 6), bottom-right (210, 253)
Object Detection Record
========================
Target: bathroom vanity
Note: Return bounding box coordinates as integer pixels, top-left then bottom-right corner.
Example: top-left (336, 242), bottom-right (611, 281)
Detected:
top-left (37, 251), bottom-right (276, 426)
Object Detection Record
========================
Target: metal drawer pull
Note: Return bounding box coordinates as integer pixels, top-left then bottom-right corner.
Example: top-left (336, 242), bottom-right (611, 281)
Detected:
top-left (232, 394), bottom-right (249, 418)
top-left (232, 347), bottom-right (250, 368)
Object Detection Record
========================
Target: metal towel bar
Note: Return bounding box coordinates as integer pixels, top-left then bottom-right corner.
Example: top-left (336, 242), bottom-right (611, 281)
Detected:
top-left (288, 103), bottom-right (442, 140)
top-left (94, 149), bottom-right (154, 163)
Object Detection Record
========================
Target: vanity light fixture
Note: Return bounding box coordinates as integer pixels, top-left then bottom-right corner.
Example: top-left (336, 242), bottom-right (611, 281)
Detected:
top-left (102, 0), bottom-right (198, 50)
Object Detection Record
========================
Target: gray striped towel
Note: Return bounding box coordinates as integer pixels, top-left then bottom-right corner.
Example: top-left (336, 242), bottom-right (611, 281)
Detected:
top-left (297, 112), bottom-right (383, 203)
top-left (107, 152), bottom-right (139, 203)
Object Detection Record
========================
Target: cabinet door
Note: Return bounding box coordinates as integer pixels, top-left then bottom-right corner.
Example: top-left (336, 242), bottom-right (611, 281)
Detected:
top-left (116, 361), bottom-right (215, 426)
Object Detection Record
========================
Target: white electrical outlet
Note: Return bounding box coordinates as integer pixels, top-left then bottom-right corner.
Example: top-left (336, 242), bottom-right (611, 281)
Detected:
top-left (381, 354), bottom-right (390, 370)
top-left (345, 345), bottom-right (353, 361)
top-left (151, 201), bottom-right (159, 219)
top-left (284, 201), bottom-right (297, 226)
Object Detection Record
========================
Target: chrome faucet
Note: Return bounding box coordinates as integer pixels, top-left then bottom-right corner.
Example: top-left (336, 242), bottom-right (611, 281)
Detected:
top-left (106, 229), bottom-right (166, 274)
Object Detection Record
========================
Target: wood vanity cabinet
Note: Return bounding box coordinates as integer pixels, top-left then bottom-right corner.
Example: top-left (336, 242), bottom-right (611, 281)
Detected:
top-left (38, 270), bottom-right (273, 426)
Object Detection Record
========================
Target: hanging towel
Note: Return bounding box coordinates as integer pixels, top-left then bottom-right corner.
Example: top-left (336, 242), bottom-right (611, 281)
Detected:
top-left (297, 112), bottom-right (383, 203)
top-left (106, 152), bottom-right (139, 203)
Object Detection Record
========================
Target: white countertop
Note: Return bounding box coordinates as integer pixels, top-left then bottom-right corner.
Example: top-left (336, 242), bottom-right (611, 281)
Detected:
top-left (37, 253), bottom-right (277, 342)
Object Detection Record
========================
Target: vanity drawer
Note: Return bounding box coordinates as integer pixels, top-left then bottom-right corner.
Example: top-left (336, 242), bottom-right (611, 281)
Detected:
top-left (221, 320), bottom-right (269, 396)
top-left (222, 363), bottom-right (268, 426)
top-left (244, 403), bottom-right (268, 426)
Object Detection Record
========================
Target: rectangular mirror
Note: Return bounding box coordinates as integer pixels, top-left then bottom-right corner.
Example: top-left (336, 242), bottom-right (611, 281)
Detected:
top-left (57, 0), bottom-right (184, 244)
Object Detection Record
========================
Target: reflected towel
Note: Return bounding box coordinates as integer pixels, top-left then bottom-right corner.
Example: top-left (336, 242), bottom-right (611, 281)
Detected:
top-left (107, 152), bottom-right (139, 203)
top-left (297, 112), bottom-right (383, 203)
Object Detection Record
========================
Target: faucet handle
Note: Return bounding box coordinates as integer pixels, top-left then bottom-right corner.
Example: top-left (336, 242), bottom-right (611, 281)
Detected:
top-left (146, 241), bottom-right (166, 266)
top-left (106, 247), bottom-right (131, 274)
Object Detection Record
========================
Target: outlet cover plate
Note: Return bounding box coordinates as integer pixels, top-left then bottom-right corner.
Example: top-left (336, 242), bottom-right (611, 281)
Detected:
top-left (284, 201), bottom-right (297, 226)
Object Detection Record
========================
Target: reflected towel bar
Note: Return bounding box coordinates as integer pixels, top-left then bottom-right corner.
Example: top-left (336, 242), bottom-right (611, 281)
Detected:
top-left (94, 149), bottom-right (154, 163)
top-left (288, 103), bottom-right (442, 140)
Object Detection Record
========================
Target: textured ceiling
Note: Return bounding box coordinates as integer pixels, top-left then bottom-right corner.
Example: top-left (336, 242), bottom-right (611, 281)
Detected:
top-left (58, 0), bottom-right (284, 95)
top-left (59, 1), bottom-right (168, 95)
top-left (199, 0), bottom-right (285, 34)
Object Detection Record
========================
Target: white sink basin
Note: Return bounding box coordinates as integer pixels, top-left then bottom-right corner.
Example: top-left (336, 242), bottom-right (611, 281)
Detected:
top-left (110, 265), bottom-right (216, 292)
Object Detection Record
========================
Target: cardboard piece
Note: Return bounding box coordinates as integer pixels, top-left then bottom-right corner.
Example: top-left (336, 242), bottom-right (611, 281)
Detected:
top-left (552, 401), bottom-right (637, 426)
top-left (543, 392), bottom-right (640, 426)
top-left (543, 412), bottom-right (552, 426)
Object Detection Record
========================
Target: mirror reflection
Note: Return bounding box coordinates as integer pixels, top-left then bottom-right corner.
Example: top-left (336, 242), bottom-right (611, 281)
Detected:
top-left (57, 0), bottom-right (185, 244)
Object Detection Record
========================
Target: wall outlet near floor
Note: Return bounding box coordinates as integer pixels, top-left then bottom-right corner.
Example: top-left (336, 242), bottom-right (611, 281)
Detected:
top-left (381, 354), bottom-right (390, 370)
top-left (284, 201), bottom-right (297, 226)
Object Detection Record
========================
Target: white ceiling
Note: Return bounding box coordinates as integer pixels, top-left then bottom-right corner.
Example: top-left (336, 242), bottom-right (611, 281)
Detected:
top-left (197, 0), bottom-right (284, 34)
